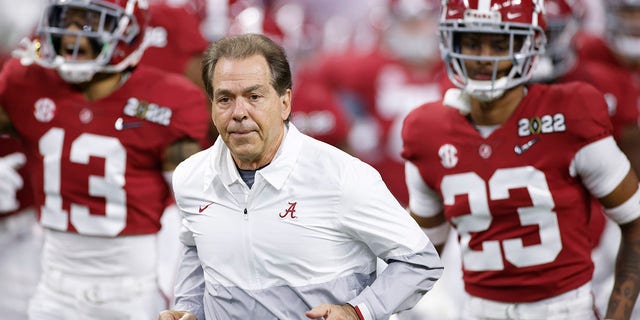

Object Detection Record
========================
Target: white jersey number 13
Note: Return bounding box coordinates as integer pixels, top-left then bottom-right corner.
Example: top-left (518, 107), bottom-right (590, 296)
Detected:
top-left (39, 128), bottom-right (127, 236)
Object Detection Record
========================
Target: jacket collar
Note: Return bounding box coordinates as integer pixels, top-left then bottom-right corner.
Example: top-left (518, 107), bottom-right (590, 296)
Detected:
top-left (202, 123), bottom-right (304, 192)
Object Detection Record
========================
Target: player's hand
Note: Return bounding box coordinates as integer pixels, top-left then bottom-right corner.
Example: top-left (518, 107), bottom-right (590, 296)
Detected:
top-left (0, 152), bottom-right (26, 213)
top-left (306, 303), bottom-right (360, 320)
top-left (157, 310), bottom-right (196, 320)
top-left (11, 38), bottom-right (39, 66)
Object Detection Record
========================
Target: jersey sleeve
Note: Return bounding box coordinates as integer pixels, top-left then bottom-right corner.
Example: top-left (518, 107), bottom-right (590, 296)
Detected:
top-left (156, 73), bottom-right (211, 149)
top-left (0, 59), bottom-right (19, 112)
top-left (143, 5), bottom-right (209, 75)
top-left (556, 81), bottom-right (613, 148)
top-left (405, 161), bottom-right (442, 218)
top-left (400, 101), bottom-right (441, 164)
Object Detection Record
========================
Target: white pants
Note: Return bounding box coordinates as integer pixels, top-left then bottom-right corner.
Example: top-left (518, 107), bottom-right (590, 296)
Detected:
top-left (0, 209), bottom-right (42, 320)
top-left (462, 283), bottom-right (598, 320)
top-left (28, 267), bottom-right (166, 320)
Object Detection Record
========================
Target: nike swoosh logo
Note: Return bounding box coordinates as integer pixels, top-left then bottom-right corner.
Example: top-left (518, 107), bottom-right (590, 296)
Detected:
top-left (114, 117), bottom-right (143, 131)
top-left (514, 138), bottom-right (538, 155)
top-left (199, 202), bottom-right (214, 213)
top-left (507, 12), bottom-right (522, 19)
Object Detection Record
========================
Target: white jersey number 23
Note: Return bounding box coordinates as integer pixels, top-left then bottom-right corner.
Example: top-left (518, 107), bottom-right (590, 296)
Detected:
top-left (39, 128), bottom-right (127, 236)
top-left (442, 166), bottom-right (562, 271)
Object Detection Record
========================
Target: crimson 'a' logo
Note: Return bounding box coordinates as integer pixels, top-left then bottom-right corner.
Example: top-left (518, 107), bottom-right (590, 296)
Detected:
top-left (279, 201), bottom-right (298, 219)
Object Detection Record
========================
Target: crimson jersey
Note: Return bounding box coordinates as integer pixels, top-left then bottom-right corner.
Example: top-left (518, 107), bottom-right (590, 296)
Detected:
top-left (291, 82), bottom-right (350, 148)
top-left (564, 36), bottom-right (640, 141)
top-left (401, 82), bottom-right (611, 302)
top-left (140, 4), bottom-right (209, 75)
top-left (297, 50), bottom-right (452, 205)
top-left (0, 59), bottom-right (209, 236)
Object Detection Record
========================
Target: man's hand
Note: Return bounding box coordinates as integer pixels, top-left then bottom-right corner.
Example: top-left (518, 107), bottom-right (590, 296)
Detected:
top-left (306, 304), bottom-right (361, 320)
top-left (0, 152), bottom-right (26, 213)
top-left (157, 310), bottom-right (196, 320)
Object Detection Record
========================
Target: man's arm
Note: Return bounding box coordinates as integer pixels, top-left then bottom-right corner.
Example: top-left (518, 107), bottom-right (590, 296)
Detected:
top-left (159, 244), bottom-right (205, 320)
top-left (406, 161), bottom-right (449, 254)
top-left (328, 159), bottom-right (443, 320)
top-left (162, 138), bottom-right (202, 176)
top-left (599, 172), bottom-right (640, 320)
top-left (607, 218), bottom-right (640, 320)
top-left (574, 137), bottom-right (640, 319)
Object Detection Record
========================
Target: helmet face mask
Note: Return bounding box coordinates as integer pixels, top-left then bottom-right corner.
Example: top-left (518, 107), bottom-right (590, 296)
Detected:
top-left (35, 0), bottom-right (150, 83)
top-left (533, 0), bottom-right (582, 82)
top-left (605, 1), bottom-right (640, 60)
top-left (439, 0), bottom-right (546, 101)
top-left (382, 0), bottom-right (441, 65)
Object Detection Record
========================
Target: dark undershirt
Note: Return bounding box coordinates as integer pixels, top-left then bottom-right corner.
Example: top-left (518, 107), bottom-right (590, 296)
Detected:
top-left (238, 169), bottom-right (257, 189)
top-left (237, 163), bottom-right (270, 189)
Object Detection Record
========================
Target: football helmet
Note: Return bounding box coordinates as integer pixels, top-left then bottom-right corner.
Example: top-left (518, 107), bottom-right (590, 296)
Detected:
top-left (439, 0), bottom-right (546, 101)
top-left (27, 0), bottom-right (158, 83)
top-left (604, 0), bottom-right (640, 60)
top-left (383, 0), bottom-right (441, 65)
top-left (533, 0), bottom-right (583, 82)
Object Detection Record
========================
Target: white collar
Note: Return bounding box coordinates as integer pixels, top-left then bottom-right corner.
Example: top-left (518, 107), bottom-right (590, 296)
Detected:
top-left (202, 123), bottom-right (304, 192)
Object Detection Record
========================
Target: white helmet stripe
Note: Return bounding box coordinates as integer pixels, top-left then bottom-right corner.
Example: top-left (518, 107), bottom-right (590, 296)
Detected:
top-left (478, 0), bottom-right (492, 11)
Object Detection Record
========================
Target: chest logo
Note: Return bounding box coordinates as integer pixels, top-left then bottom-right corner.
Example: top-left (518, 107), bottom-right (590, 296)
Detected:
top-left (514, 138), bottom-right (539, 155)
top-left (123, 97), bottom-right (173, 126)
top-left (479, 144), bottom-right (492, 159)
top-left (517, 113), bottom-right (566, 137)
top-left (198, 202), bottom-right (214, 213)
top-left (438, 144), bottom-right (458, 168)
top-left (34, 98), bottom-right (56, 123)
top-left (279, 201), bottom-right (298, 219)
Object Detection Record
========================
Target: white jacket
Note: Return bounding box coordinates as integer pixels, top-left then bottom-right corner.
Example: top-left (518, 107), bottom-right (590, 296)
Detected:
top-left (171, 124), bottom-right (443, 320)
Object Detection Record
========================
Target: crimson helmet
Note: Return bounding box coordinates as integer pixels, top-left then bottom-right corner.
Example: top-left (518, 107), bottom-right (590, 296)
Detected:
top-left (439, 0), bottom-right (546, 101)
top-left (533, 0), bottom-right (583, 82)
top-left (604, 0), bottom-right (640, 60)
top-left (34, 0), bottom-right (153, 83)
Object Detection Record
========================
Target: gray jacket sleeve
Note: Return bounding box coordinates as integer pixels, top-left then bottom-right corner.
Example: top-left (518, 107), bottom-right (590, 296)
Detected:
top-left (341, 158), bottom-right (444, 319)
top-left (348, 247), bottom-right (443, 319)
top-left (173, 231), bottom-right (206, 320)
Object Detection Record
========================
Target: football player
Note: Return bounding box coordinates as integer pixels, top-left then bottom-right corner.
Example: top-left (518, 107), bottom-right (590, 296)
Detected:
top-left (0, 0), bottom-right (210, 319)
top-left (141, 0), bottom-right (211, 89)
top-left (401, 0), bottom-right (640, 319)
top-left (0, 135), bottom-right (42, 320)
top-left (295, 0), bottom-right (452, 207)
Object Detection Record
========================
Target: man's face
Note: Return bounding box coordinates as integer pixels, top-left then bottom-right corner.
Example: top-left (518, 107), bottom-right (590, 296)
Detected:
top-left (458, 32), bottom-right (519, 81)
top-left (211, 54), bottom-right (291, 169)
top-left (55, 6), bottom-right (116, 60)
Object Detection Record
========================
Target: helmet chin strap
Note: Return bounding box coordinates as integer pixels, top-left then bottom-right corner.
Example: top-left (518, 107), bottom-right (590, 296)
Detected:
top-left (48, 26), bottom-right (166, 84)
top-left (56, 59), bottom-right (100, 83)
top-left (464, 77), bottom-right (509, 102)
